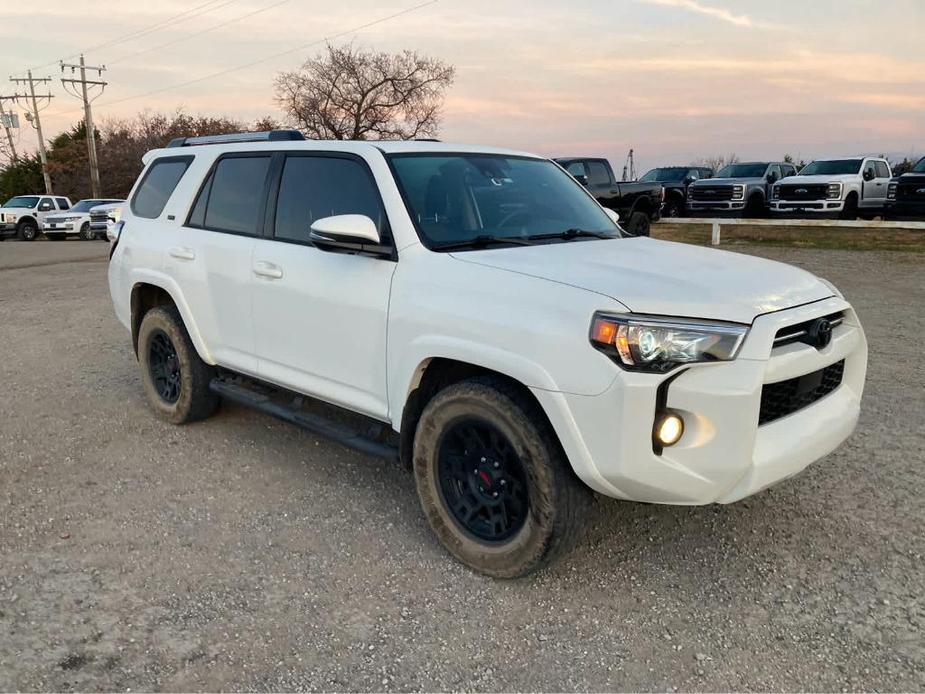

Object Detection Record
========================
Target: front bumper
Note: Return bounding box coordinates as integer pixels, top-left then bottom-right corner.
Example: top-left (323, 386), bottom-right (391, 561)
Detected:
top-left (43, 222), bottom-right (75, 233)
top-left (534, 297), bottom-right (867, 505)
top-left (771, 199), bottom-right (844, 217)
top-left (885, 201), bottom-right (925, 221)
top-left (687, 201), bottom-right (747, 215)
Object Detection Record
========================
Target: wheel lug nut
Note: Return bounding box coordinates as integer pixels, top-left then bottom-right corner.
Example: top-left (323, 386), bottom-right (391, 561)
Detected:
top-left (480, 457), bottom-right (486, 462)
top-left (492, 492), bottom-right (498, 498)
top-left (500, 480), bottom-right (506, 486)
top-left (493, 461), bottom-right (500, 468)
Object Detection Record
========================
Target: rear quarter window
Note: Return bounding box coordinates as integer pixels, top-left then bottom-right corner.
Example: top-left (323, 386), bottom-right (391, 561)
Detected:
top-left (131, 156), bottom-right (193, 219)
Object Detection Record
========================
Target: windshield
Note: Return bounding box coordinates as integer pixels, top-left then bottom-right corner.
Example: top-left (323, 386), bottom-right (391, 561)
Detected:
top-left (70, 199), bottom-right (122, 213)
top-left (799, 159), bottom-right (863, 176)
top-left (639, 168), bottom-right (688, 182)
top-left (3, 196), bottom-right (39, 209)
top-left (716, 163), bottom-right (769, 178)
top-left (388, 154), bottom-right (620, 249)
top-left (912, 157), bottom-right (925, 174)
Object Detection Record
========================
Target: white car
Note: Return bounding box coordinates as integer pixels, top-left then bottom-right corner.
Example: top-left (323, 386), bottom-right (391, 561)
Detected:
top-left (43, 198), bottom-right (124, 240)
top-left (0, 194), bottom-right (73, 240)
top-left (770, 156), bottom-right (892, 219)
top-left (108, 131), bottom-right (868, 578)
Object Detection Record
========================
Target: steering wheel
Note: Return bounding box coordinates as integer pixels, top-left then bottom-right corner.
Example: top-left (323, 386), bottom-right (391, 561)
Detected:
top-left (495, 209), bottom-right (533, 230)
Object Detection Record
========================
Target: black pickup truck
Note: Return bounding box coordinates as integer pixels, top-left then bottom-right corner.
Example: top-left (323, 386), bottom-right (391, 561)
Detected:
top-left (555, 157), bottom-right (662, 236)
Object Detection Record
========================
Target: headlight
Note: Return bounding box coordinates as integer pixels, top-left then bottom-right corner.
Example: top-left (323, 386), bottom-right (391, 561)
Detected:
top-left (826, 183), bottom-right (843, 200)
top-left (732, 184), bottom-right (746, 201)
top-left (772, 185), bottom-right (780, 200)
top-left (590, 313), bottom-right (749, 373)
top-left (887, 182), bottom-right (897, 201)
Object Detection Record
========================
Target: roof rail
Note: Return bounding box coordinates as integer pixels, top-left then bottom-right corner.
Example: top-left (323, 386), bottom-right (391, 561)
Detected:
top-left (414, 138), bottom-right (441, 142)
top-left (166, 130), bottom-right (306, 148)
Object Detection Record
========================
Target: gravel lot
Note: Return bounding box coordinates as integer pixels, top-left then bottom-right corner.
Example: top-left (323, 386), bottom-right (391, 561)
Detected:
top-left (1, 240), bottom-right (923, 692)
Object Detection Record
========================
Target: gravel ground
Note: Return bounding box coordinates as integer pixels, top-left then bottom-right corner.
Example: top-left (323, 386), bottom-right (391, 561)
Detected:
top-left (0, 241), bottom-right (923, 692)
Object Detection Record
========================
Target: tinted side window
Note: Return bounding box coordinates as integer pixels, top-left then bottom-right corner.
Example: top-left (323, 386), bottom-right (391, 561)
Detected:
top-left (863, 161), bottom-right (877, 179)
top-left (274, 156), bottom-right (387, 244)
top-left (687, 169), bottom-right (700, 181)
top-left (875, 161), bottom-right (890, 178)
top-left (782, 165), bottom-right (796, 178)
top-left (201, 156), bottom-right (271, 235)
top-left (55, 198), bottom-right (70, 210)
top-left (768, 164), bottom-right (782, 181)
top-left (133, 158), bottom-right (192, 219)
top-left (585, 161), bottom-right (611, 186)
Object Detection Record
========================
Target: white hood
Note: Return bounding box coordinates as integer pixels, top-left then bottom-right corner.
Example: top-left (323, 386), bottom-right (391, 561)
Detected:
top-left (779, 174), bottom-right (857, 185)
top-left (451, 238), bottom-right (833, 324)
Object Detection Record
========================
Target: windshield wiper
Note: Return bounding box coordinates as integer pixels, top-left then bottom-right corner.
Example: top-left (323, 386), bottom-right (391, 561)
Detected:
top-left (527, 228), bottom-right (618, 242)
top-left (430, 235), bottom-right (536, 251)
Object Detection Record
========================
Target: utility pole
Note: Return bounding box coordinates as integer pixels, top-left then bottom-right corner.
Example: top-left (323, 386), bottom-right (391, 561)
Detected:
top-left (0, 95), bottom-right (18, 161)
top-left (9, 71), bottom-right (54, 193)
top-left (61, 55), bottom-right (107, 198)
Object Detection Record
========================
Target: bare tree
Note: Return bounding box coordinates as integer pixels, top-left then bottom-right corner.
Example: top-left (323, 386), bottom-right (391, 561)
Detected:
top-left (692, 153), bottom-right (740, 172)
top-left (275, 43), bottom-right (455, 141)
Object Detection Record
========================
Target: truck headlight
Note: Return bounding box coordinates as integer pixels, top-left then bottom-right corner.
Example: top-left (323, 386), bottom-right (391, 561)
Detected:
top-left (887, 182), bottom-right (897, 201)
top-left (826, 183), bottom-right (843, 200)
top-left (732, 184), bottom-right (746, 201)
top-left (772, 185), bottom-right (780, 200)
top-left (590, 313), bottom-right (749, 373)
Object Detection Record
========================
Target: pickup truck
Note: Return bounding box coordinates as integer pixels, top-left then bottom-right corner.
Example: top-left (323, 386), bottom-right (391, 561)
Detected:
top-left (770, 157), bottom-right (893, 219)
top-left (0, 195), bottom-right (73, 240)
top-left (43, 198), bottom-right (124, 240)
top-left (638, 166), bottom-right (714, 218)
top-left (108, 131), bottom-right (868, 578)
top-left (554, 157), bottom-right (662, 236)
top-left (886, 156), bottom-right (925, 221)
top-left (688, 161), bottom-right (799, 217)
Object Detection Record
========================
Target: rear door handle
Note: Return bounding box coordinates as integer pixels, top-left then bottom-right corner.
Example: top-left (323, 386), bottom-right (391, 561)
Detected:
top-left (253, 261), bottom-right (283, 279)
top-left (168, 246), bottom-right (195, 260)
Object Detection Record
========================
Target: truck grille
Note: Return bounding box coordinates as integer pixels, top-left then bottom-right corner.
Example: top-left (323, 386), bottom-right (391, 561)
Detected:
top-left (897, 177), bottom-right (925, 201)
top-left (773, 311), bottom-right (844, 349)
top-left (778, 184), bottom-right (828, 201)
top-left (690, 185), bottom-right (734, 201)
top-left (759, 360), bottom-right (845, 425)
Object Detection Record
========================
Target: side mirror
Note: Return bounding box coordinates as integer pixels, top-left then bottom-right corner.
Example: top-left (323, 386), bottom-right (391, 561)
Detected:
top-left (684, 177), bottom-right (695, 185)
top-left (573, 173), bottom-right (589, 187)
top-left (309, 214), bottom-right (386, 256)
top-left (862, 169), bottom-right (874, 182)
top-left (767, 173), bottom-right (778, 183)
top-left (603, 208), bottom-right (620, 225)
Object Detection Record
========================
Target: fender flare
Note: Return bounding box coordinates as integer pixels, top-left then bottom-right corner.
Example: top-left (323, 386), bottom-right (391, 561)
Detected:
top-left (128, 269), bottom-right (215, 364)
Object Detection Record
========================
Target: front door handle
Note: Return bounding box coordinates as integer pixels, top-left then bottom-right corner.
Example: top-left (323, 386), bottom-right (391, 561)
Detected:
top-left (168, 246), bottom-right (195, 260)
top-left (254, 261), bottom-right (283, 279)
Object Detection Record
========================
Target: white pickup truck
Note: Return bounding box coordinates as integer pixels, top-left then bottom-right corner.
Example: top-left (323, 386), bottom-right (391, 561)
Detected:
top-left (0, 194), bottom-right (73, 240)
top-left (770, 156), bottom-right (892, 219)
top-left (108, 131), bottom-right (868, 577)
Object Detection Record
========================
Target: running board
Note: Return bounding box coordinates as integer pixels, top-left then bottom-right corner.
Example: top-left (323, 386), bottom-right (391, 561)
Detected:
top-left (209, 378), bottom-right (399, 461)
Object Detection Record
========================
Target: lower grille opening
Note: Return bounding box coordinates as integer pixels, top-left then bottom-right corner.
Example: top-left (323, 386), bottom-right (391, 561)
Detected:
top-left (759, 360), bottom-right (845, 425)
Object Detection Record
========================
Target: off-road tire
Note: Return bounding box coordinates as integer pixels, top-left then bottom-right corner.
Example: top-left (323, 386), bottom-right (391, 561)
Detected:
top-left (662, 197), bottom-right (682, 218)
top-left (16, 220), bottom-right (38, 241)
top-left (137, 305), bottom-right (219, 425)
top-left (625, 211), bottom-right (651, 237)
top-left (744, 194), bottom-right (766, 219)
top-left (412, 377), bottom-right (593, 578)
top-left (79, 222), bottom-right (94, 240)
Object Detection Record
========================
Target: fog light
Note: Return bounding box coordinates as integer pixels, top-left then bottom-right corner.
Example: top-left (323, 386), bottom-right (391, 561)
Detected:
top-left (654, 412), bottom-right (684, 447)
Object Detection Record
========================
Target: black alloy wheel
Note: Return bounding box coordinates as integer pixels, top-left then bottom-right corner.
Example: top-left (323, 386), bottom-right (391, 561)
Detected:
top-left (148, 329), bottom-right (182, 404)
top-left (436, 418), bottom-right (529, 542)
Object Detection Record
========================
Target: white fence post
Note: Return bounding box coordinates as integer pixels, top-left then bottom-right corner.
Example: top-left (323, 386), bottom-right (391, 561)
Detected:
top-left (711, 221), bottom-right (721, 246)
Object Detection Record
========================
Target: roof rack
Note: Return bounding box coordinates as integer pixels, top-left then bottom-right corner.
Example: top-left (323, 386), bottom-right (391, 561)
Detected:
top-left (166, 130), bottom-right (306, 148)
top-left (414, 138), bottom-right (441, 142)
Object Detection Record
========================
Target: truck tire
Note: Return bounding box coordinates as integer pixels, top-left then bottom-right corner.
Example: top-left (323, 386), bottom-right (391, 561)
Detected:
top-left (840, 193), bottom-right (859, 220)
top-left (79, 222), bottom-right (94, 240)
top-left (662, 197), bottom-right (682, 218)
top-left (412, 377), bottom-right (593, 578)
top-left (625, 211), bottom-right (651, 237)
top-left (137, 305), bottom-right (219, 425)
top-left (745, 194), bottom-right (766, 218)
top-left (16, 220), bottom-right (38, 241)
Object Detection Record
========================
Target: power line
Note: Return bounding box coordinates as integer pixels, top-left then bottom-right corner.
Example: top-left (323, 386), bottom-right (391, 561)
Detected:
top-left (43, 0), bottom-right (439, 119)
top-left (107, 0), bottom-right (294, 67)
top-left (27, 0), bottom-right (240, 71)
top-left (8, 72), bottom-right (55, 193)
top-left (60, 56), bottom-right (108, 197)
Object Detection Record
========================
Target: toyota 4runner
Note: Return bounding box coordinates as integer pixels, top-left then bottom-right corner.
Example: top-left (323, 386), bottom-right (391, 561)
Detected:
top-left (770, 157), bottom-right (892, 219)
top-left (108, 131), bottom-right (868, 578)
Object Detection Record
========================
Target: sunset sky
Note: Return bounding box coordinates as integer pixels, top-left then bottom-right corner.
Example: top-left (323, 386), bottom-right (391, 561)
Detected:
top-left (1, 0), bottom-right (922, 172)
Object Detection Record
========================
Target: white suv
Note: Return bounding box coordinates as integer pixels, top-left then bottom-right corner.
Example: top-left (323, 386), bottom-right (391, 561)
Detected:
top-left (43, 198), bottom-right (124, 240)
top-left (770, 156), bottom-right (892, 219)
top-left (108, 131), bottom-right (868, 577)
